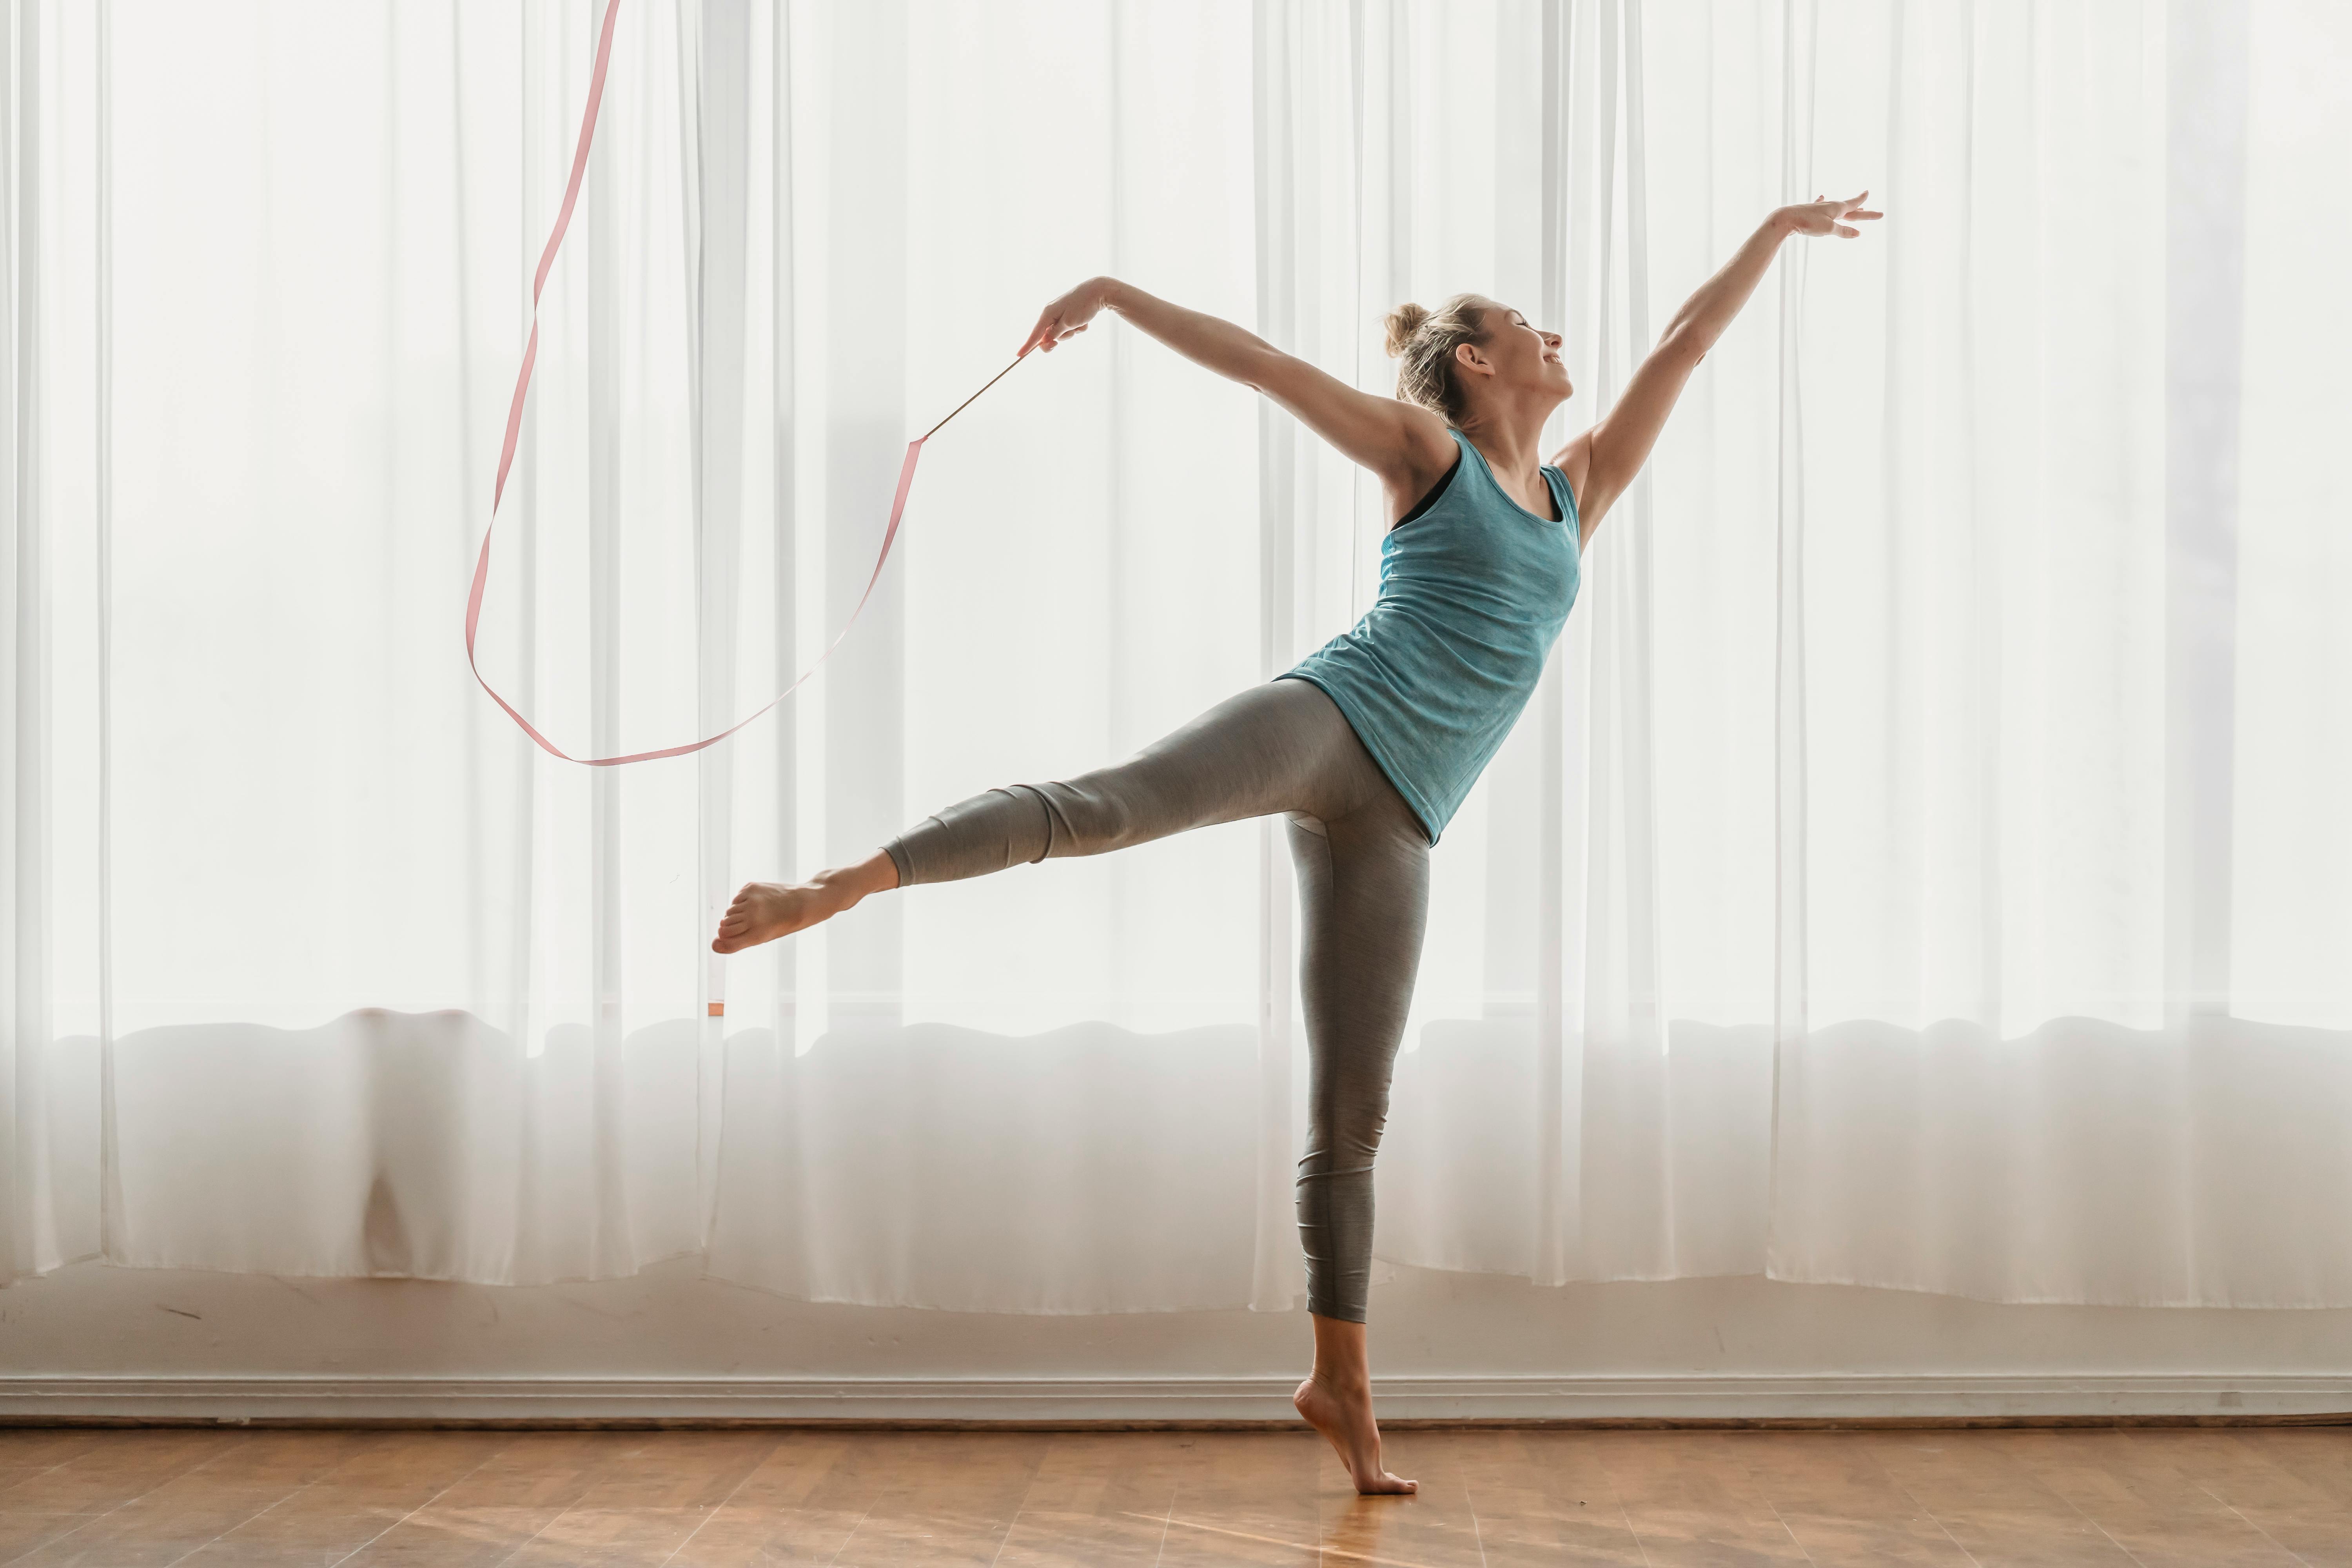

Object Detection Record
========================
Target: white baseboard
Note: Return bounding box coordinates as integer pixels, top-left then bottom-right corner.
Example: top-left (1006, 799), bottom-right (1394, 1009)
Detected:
top-left (3, 1375), bottom-right (2349, 1425)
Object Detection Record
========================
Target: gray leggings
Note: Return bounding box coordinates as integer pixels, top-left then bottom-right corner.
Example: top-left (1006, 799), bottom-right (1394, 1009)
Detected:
top-left (882, 677), bottom-right (1431, 1323)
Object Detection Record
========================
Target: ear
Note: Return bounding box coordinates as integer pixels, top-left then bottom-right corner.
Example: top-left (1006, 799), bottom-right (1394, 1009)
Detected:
top-left (1453, 339), bottom-right (1495, 378)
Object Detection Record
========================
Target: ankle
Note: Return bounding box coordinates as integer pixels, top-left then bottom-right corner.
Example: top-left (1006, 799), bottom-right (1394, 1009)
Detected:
top-left (809, 867), bottom-right (866, 907)
top-left (832, 848), bottom-right (903, 900)
top-left (1308, 1368), bottom-right (1370, 1396)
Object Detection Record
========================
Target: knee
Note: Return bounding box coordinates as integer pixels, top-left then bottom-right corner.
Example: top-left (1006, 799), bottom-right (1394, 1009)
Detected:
top-left (1021, 776), bottom-right (1145, 859)
top-left (1296, 1103), bottom-right (1391, 1181)
top-left (984, 784), bottom-right (1053, 863)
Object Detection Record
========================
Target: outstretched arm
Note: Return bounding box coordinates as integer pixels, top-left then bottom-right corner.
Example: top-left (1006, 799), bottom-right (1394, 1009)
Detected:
top-left (1550, 191), bottom-right (1879, 551)
top-left (1019, 276), bottom-right (1449, 492)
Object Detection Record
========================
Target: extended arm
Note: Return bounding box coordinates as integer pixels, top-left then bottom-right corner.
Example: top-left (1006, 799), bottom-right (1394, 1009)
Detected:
top-left (1552, 191), bottom-right (1878, 550)
top-left (1019, 276), bottom-right (1449, 490)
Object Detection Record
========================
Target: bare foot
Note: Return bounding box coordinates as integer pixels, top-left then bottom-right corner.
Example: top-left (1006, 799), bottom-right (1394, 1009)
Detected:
top-left (710, 878), bottom-right (854, 953)
top-left (1293, 1375), bottom-right (1416, 1495)
top-left (712, 852), bottom-right (900, 955)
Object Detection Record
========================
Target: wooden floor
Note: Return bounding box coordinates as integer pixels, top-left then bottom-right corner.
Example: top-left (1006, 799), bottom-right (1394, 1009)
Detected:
top-left (4, 1426), bottom-right (2352, 1565)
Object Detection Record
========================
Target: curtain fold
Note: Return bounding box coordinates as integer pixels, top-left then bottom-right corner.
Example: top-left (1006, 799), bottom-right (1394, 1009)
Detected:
top-left (2, 0), bottom-right (63, 1286)
top-left (5, 0), bottom-right (2347, 1312)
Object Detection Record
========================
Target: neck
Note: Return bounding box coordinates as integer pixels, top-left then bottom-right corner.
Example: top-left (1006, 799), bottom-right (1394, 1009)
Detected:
top-left (1457, 401), bottom-right (1554, 479)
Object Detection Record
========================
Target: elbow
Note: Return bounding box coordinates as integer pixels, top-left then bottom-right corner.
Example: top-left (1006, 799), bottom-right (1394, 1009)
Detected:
top-left (1657, 323), bottom-right (1708, 364)
top-left (1238, 343), bottom-right (1286, 394)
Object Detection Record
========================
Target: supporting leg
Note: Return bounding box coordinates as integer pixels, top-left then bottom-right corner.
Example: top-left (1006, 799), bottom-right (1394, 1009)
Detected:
top-left (1283, 800), bottom-right (1431, 1495)
top-left (1293, 1314), bottom-right (1415, 1495)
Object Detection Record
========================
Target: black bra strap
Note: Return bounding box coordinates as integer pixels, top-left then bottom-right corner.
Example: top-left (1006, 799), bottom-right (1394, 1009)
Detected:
top-left (1393, 448), bottom-right (1463, 530)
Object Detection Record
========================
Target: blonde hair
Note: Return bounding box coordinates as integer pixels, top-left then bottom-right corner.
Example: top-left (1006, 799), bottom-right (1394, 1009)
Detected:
top-left (1383, 294), bottom-right (1490, 426)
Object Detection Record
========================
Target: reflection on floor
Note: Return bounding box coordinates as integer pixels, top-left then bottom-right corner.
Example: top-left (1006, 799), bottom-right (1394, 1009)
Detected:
top-left (2, 1425), bottom-right (2348, 1564)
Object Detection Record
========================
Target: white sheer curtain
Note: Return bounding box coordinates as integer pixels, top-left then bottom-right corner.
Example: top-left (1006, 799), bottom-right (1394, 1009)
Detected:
top-left (4, 0), bottom-right (2348, 1311)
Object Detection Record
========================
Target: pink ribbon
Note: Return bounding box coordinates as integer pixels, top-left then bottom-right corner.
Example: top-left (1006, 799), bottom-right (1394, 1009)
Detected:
top-left (466, 0), bottom-right (1025, 768)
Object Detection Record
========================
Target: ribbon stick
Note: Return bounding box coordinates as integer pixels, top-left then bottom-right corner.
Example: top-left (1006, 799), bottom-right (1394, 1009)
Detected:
top-left (466, 0), bottom-right (1030, 1015)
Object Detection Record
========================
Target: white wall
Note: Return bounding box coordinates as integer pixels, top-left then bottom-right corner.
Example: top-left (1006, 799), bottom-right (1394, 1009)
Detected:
top-left (7, 1259), bottom-right (2351, 1423)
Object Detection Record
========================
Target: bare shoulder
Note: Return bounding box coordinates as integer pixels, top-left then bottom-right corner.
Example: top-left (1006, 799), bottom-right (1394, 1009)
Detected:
top-left (1382, 403), bottom-right (1459, 517)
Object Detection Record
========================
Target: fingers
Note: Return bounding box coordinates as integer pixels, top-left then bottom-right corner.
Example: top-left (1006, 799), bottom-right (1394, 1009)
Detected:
top-left (1801, 186), bottom-right (1881, 237)
top-left (1025, 311), bottom-right (1075, 356)
top-left (1809, 190), bottom-right (1882, 223)
top-left (1018, 315), bottom-right (1095, 356)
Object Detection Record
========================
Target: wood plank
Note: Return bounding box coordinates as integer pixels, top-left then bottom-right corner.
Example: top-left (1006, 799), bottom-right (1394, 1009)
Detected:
top-left (7, 1431), bottom-right (375, 1567)
top-left (1733, 1430), bottom-right (1976, 1566)
top-left (0, 1424), bottom-right (2346, 1567)
top-left (343, 1432), bottom-right (684, 1566)
top-left (1448, 1429), bottom-right (1647, 1564)
top-left (1598, 1430), bottom-right (1815, 1564)
top-left (0, 1435), bottom-right (104, 1499)
top-left (989, 1430), bottom-right (1194, 1568)
top-left (495, 1433), bottom-right (785, 1568)
top-left (0, 1431), bottom-right (227, 1516)
top-left (1159, 1432), bottom-right (1324, 1568)
top-left (2141, 1430), bottom-right (2352, 1567)
top-left (1987, 1429), bottom-right (2305, 1567)
top-left (173, 1431), bottom-right (514, 1565)
top-left (1866, 1432), bottom-right (2143, 1566)
top-left (800, 1431), bottom-right (1049, 1568)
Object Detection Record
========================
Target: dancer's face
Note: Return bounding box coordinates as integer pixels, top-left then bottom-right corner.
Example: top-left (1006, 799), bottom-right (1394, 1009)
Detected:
top-left (1458, 299), bottom-right (1573, 403)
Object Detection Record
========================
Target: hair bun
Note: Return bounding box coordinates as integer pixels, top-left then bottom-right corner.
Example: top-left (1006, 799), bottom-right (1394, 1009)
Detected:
top-left (1383, 303), bottom-right (1432, 358)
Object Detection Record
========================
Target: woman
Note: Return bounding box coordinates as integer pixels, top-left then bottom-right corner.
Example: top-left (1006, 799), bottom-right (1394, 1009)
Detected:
top-left (714, 191), bottom-right (1879, 1494)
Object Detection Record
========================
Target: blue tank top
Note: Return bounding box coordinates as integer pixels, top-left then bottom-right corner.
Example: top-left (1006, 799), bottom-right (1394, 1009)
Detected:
top-left (1276, 426), bottom-right (1581, 846)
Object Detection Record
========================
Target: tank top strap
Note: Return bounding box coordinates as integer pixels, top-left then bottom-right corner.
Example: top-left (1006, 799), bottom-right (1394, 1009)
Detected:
top-left (1544, 461), bottom-right (1579, 529)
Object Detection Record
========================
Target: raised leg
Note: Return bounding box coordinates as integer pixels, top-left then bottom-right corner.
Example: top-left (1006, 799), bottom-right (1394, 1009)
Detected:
top-left (710, 847), bottom-right (898, 955)
top-left (709, 677), bottom-right (1368, 953)
top-left (885, 677), bottom-right (1361, 887)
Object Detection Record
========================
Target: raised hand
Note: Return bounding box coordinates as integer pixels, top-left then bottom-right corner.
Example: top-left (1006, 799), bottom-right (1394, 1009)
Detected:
top-left (1017, 276), bottom-right (1113, 358)
top-left (1784, 190), bottom-right (1882, 239)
